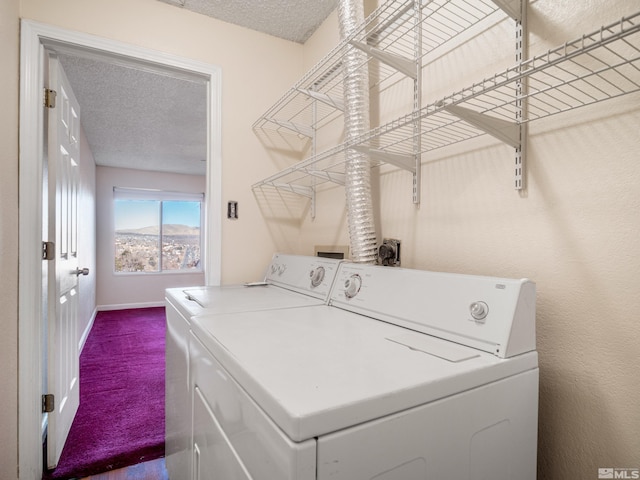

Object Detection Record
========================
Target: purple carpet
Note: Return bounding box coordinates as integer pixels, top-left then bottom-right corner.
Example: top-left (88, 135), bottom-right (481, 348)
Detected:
top-left (44, 307), bottom-right (166, 479)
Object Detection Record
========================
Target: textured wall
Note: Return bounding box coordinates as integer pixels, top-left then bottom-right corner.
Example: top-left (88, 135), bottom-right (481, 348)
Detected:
top-left (299, 0), bottom-right (640, 478)
top-left (0, 0), bottom-right (20, 478)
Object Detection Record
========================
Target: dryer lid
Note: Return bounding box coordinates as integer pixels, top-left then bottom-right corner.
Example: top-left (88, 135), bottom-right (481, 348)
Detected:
top-left (170, 284), bottom-right (323, 315)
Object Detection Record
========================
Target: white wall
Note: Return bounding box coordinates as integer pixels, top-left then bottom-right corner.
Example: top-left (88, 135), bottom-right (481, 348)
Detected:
top-left (1, 0), bottom-right (20, 477)
top-left (296, 1), bottom-right (640, 479)
top-left (95, 166), bottom-right (206, 308)
top-left (20, 0), bottom-right (306, 284)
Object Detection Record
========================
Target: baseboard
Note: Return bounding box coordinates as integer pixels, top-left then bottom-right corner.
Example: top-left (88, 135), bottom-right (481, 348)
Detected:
top-left (97, 301), bottom-right (165, 311)
top-left (78, 307), bottom-right (98, 354)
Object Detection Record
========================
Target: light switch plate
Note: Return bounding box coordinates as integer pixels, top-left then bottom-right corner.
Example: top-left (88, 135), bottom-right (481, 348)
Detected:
top-left (227, 201), bottom-right (238, 219)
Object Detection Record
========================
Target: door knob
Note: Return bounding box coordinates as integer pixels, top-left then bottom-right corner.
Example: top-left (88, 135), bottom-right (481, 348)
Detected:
top-left (74, 267), bottom-right (90, 276)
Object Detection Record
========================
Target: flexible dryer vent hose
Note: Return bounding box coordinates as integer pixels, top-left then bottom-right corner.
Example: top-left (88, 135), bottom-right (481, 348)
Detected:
top-left (338, 0), bottom-right (378, 263)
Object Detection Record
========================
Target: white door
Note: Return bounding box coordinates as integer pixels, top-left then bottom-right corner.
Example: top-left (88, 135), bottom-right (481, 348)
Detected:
top-left (46, 53), bottom-right (83, 469)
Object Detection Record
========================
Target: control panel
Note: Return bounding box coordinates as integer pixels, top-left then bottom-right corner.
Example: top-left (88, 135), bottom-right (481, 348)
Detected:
top-left (265, 254), bottom-right (342, 299)
top-left (330, 263), bottom-right (535, 358)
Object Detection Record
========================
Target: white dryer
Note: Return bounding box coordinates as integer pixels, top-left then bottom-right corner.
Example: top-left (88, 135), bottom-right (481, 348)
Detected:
top-left (189, 262), bottom-right (539, 480)
top-left (164, 253), bottom-right (342, 480)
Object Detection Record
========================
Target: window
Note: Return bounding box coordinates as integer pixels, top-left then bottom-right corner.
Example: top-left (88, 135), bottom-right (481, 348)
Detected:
top-left (113, 188), bottom-right (203, 273)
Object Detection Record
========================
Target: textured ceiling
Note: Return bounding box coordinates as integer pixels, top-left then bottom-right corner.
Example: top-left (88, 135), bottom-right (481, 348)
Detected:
top-left (158, 0), bottom-right (338, 43)
top-left (59, 54), bottom-right (208, 176)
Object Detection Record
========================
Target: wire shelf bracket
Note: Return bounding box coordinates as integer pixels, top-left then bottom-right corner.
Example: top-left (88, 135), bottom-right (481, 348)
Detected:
top-left (492, 0), bottom-right (523, 22)
top-left (306, 170), bottom-right (346, 184)
top-left (267, 119), bottom-right (314, 138)
top-left (268, 183), bottom-right (314, 198)
top-left (353, 145), bottom-right (416, 173)
top-left (443, 105), bottom-right (520, 147)
top-left (349, 40), bottom-right (417, 79)
top-left (297, 89), bottom-right (344, 111)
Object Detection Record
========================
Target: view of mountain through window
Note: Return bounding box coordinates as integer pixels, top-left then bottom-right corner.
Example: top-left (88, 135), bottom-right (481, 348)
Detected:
top-left (114, 198), bottom-right (202, 273)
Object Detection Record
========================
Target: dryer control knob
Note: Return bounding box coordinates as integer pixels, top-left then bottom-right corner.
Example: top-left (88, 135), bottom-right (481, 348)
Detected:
top-left (470, 301), bottom-right (489, 322)
top-left (310, 266), bottom-right (325, 287)
top-left (344, 274), bottom-right (362, 299)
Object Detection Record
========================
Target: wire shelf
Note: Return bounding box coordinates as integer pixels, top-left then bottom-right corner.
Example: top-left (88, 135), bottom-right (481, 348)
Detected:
top-left (252, 0), bottom-right (502, 141)
top-left (253, 11), bottom-right (640, 194)
top-left (362, 10), bottom-right (640, 157)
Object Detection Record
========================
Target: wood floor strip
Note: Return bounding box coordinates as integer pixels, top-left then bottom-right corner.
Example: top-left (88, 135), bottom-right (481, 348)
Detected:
top-left (79, 458), bottom-right (168, 480)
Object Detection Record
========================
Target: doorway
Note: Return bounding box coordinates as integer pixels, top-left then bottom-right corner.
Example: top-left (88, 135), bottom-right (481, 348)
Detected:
top-left (19, 20), bottom-right (222, 479)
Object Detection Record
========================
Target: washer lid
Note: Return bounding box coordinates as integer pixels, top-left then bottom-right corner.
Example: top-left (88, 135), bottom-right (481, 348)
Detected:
top-left (330, 263), bottom-right (536, 358)
top-left (191, 306), bottom-right (538, 442)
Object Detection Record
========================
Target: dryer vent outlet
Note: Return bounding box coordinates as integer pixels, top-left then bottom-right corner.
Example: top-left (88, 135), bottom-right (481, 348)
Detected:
top-left (378, 239), bottom-right (401, 267)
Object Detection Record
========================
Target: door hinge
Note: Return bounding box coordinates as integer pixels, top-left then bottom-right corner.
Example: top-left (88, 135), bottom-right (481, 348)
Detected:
top-left (42, 241), bottom-right (55, 261)
top-left (42, 394), bottom-right (55, 414)
top-left (44, 88), bottom-right (57, 109)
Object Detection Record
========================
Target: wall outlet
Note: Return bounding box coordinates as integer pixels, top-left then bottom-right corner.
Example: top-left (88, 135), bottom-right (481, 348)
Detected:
top-left (378, 238), bottom-right (401, 266)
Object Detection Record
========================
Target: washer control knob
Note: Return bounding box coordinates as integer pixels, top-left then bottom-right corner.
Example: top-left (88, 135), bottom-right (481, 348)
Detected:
top-left (344, 274), bottom-right (362, 299)
top-left (310, 266), bottom-right (325, 287)
top-left (470, 301), bottom-right (489, 322)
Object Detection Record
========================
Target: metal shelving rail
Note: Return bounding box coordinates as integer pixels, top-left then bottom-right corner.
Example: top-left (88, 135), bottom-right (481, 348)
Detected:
top-left (253, 11), bottom-right (640, 202)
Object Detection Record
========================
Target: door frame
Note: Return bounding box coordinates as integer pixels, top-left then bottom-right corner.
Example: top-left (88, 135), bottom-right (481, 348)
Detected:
top-left (19, 20), bottom-right (222, 478)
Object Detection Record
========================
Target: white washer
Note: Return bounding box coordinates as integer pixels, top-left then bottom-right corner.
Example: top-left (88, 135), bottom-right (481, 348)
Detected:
top-left (189, 262), bottom-right (539, 480)
top-left (164, 254), bottom-right (342, 480)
